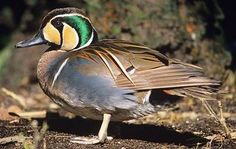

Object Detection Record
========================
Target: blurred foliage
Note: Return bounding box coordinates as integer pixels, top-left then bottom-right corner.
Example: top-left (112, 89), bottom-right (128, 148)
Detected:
top-left (0, 45), bottom-right (13, 74)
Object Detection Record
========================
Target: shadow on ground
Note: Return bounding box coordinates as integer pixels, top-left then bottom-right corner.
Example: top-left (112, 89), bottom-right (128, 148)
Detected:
top-left (37, 112), bottom-right (208, 147)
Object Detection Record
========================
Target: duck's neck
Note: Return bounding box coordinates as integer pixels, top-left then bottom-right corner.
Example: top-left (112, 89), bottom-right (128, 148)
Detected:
top-left (37, 50), bottom-right (67, 89)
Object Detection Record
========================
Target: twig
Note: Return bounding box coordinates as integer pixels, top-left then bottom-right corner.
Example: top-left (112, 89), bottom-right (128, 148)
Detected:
top-left (9, 111), bottom-right (47, 119)
top-left (200, 98), bottom-right (218, 121)
top-left (218, 101), bottom-right (231, 138)
top-left (205, 134), bottom-right (224, 149)
top-left (1, 88), bottom-right (26, 109)
top-left (0, 134), bottom-right (27, 145)
top-left (200, 98), bottom-right (231, 139)
top-left (31, 120), bottom-right (48, 149)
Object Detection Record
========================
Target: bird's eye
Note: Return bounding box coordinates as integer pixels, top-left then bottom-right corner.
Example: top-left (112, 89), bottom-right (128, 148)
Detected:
top-left (52, 18), bottom-right (63, 28)
top-left (55, 21), bottom-right (62, 27)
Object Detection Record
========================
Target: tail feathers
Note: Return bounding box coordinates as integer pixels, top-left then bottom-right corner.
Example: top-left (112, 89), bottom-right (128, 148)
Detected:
top-left (164, 86), bottom-right (220, 100)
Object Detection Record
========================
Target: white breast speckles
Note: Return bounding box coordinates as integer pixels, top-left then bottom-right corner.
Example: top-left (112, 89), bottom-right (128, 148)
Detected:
top-left (51, 58), bottom-right (69, 88)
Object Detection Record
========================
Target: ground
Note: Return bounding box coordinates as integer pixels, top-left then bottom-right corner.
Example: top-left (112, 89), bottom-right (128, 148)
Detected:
top-left (0, 83), bottom-right (235, 148)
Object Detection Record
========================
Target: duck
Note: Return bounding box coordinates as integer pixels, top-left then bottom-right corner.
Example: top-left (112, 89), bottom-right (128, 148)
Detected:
top-left (15, 7), bottom-right (220, 144)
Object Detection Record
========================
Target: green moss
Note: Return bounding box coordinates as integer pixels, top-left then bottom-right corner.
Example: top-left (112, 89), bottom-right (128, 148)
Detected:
top-left (0, 44), bottom-right (13, 76)
top-left (111, 26), bottom-right (121, 35)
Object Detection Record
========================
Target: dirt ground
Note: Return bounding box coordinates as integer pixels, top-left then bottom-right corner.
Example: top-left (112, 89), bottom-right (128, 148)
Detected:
top-left (0, 112), bottom-right (235, 149)
top-left (0, 84), bottom-right (235, 148)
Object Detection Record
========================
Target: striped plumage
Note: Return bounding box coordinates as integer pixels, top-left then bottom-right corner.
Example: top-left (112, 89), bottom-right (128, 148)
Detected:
top-left (16, 8), bottom-right (220, 144)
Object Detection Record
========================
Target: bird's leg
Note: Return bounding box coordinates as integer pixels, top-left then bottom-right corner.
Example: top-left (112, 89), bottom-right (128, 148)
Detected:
top-left (70, 113), bottom-right (112, 144)
top-left (98, 113), bottom-right (112, 142)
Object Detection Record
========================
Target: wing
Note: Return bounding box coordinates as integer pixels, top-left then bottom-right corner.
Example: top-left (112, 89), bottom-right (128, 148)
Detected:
top-left (72, 39), bottom-right (220, 90)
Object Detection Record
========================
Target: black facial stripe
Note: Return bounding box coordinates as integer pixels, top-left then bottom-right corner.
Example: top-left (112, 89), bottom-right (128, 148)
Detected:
top-left (51, 17), bottom-right (64, 45)
top-left (51, 17), bottom-right (64, 31)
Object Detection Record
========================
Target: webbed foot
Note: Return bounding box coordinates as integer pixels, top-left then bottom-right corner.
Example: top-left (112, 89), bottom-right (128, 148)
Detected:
top-left (70, 136), bottom-right (113, 144)
top-left (70, 113), bottom-right (112, 144)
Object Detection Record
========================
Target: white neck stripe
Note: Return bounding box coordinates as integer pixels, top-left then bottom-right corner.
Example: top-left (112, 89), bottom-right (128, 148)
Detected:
top-left (73, 30), bottom-right (94, 51)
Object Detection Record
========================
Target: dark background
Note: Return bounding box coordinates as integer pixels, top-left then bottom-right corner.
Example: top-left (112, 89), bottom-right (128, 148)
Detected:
top-left (0, 0), bottom-right (235, 83)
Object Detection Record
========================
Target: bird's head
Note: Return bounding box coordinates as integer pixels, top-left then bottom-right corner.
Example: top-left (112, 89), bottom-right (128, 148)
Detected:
top-left (16, 7), bottom-right (98, 51)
